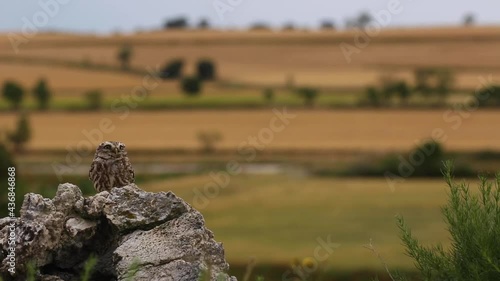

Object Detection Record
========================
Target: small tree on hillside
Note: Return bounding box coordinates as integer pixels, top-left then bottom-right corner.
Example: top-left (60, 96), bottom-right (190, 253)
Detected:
top-left (160, 59), bottom-right (184, 79)
top-left (117, 44), bottom-right (133, 70)
top-left (476, 85), bottom-right (500, 107)
top-left (296, 87), bottom-right (319, 107)
top-left (263, 88), bottom-right (275, 103)
top-left (436, 69), bottom-right (454, 105)
top-left (414, 68), bottom-right (433, 97)
top-left (197, 59), bottom-right (217, 81)
top-left (414, 68), bottom-right (455, 105)
top-left (198, 18), bottom-right (210, 29)
top-left (2, 81), bottom-right (24, 110)
top-left (395, 81), bottom-right (411, 105)
top-left (463, 13), bottom-right (476, 26)
top-left (164, 17), bottom-right (189, 29)
top-left (357, 12), bottom-right (373, 29)
top-left (320, 20), bottom-right (336, 30)
top-left (181, 76), bottom-right (202, 96)
top-left (378, 75), bottom-right (398, 102)
top-left (365, 86), bottom-right (381, 107)
top-left (33, 78), bottom-right (51, 110)
top-left (8, 113), bottom-right (31, 152)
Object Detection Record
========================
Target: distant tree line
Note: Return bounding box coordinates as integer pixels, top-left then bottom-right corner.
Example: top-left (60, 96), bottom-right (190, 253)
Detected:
top-left (160, 11), bottom-right (477, 31)
top-left (360, 67), bottom-right (500, 108)
top-left (163, 17), bottom-right (211, 30)
top-left (361, 68), bottom-right (455, 107)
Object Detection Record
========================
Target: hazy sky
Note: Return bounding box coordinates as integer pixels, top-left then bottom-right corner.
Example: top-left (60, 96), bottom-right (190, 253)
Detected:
top-left (1, 0), bottom-right (499, 33)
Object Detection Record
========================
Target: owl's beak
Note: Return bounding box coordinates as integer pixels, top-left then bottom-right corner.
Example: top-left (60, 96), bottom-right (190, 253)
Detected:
top-left (114, 147), bottom-right (119, 154)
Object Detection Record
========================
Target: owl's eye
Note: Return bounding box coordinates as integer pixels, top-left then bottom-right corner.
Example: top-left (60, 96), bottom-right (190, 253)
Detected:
top-left (119, 144), bottom-right (125, 150)
top-left (103, 144), bottom-right (112, 150)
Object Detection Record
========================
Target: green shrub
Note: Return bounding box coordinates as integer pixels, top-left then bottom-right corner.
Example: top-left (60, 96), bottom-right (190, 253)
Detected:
top-left (160, 59), bottom-right (184, 79)
top-left (296, 87), bottom-right (318, 107)
top-left (197, 59), bottom-right (217, 80)
top-left (364, 86), bottom-right (381, 107)
top-left (435, 69), bottom-right (454, 103)
top-left (380, 141), bottom-right (443, 177)
top-left (414, 68), bottom-right (434, 97)
top-left (476, 85), bottom-right (500, 107)
top-left (85, 90), bottom-right (103, 110)
top-left (2, 81), bottom-right (24, 110)
top-left (394, 81), bottom-right (411, 105)
top-left (410, 140), bottom-right (444, 177)
top-left (117, 44), bottom-right (133, 70)
top-left (413, 68), bottom-right (455, 103)
top-left (333, 141), bottom-right (473, 178)
top-left (263, 88), bottom-right (274, 103)
top-left (181, 76), bottom-right (202, 96)
top-left (380, 77), bottom-right (411, 103)
top-left (397, 161), bottom-right (500, 281)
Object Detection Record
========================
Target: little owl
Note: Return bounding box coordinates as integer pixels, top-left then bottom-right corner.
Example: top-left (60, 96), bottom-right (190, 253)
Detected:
top-left (89, 141), bottom-right (135, 192)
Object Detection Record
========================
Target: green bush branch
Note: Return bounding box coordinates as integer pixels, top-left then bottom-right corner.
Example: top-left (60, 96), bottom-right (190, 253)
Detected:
top-left (396, 160), bottom-right (500, 281)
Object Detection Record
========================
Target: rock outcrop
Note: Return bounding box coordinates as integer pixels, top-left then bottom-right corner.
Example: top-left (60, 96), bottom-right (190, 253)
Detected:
top-left (0, 183), bottom-right (236, 281)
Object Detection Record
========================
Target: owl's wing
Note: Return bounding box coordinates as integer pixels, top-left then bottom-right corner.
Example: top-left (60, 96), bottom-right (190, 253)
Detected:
top-left (128, 164), bottom-right (135, 183)
top-left (89, 161), bottom-right (96, 180)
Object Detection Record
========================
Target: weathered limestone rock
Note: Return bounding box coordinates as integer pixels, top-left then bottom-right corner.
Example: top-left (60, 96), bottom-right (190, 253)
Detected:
top-left (0, 183), bottom-right (236, 281)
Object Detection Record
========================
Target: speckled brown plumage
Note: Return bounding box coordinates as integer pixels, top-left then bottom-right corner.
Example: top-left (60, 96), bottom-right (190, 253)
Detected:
top-left (89, 141), bottom-right (135, 192)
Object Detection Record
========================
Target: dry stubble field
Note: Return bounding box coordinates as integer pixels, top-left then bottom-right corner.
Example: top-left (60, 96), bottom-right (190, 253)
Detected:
top-left (1, 27), bottom-right (500, 91)
top-left (1, 109), bottom-right (500, 152)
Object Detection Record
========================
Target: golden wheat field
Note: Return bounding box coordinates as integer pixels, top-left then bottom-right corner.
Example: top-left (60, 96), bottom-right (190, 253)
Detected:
top-left (0, 62), bottom-right (144, 90)
top-left (1, 27), bottom-right (500, 90)
top-left (1, 109), bottom-right (500, 152)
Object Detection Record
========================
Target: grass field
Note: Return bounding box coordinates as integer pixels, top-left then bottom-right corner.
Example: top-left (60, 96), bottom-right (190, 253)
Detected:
top-left (141, 174), bottom-right (456, 272)
top-left (2, 109), bottom-right (500, 152)
top-left (0, 86), bottom-right (363, 111)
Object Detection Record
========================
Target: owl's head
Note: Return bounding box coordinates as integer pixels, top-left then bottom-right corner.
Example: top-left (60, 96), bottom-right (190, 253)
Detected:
top-left (95, 141), bottom-right (128, 159)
